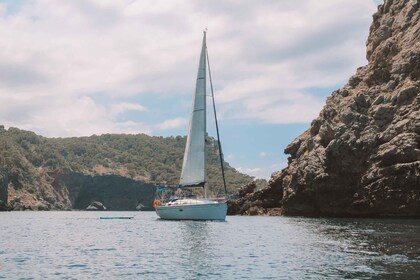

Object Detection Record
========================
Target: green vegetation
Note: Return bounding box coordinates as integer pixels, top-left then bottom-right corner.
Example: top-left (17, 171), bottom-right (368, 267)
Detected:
top-left (0, 126), bottom-right (256, 195)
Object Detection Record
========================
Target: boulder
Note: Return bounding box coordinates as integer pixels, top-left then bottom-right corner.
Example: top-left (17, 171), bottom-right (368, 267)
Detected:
top-left (86, 201), bottom-right (107, 211)
top-left (238, 182), bottom-right (256, 198)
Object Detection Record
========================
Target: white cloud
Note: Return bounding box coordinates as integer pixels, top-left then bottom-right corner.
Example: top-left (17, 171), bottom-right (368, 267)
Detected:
top-left (259, 152), bottom-right (267, 157)
top-left (111, 102), bottom-right (148, 117)
top-left (237, 167), bottom-right (262, 176)
top-left (155, 117), bottom-right (188, 131)
top-left (207, 0), bottom-right (375, 124)
top-left (3, 96), bottom-right (151, 137)
top-left (237, 159), bottom-right (289, 179)
top-left (225, 154), bottom-right (234, 161)
top-left (0, 0), bottom-right (378, 137)
top-left (235, 166), bottom-right (272, 180)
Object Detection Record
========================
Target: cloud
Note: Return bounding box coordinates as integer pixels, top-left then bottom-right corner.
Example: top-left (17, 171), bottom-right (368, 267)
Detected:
top-left (235, 166), bottom-right (274, 180)
top-left (207, 0), bottom-right (375, 124)
top-left (111, 102), bottom-right (148, 117)
top-left (236, 167), bottom-right (262, 177)
top-left (155, 117), bottom-right (188, 131)
top-left (236, 159), bottom-right (289, 179)
top-left (0, 0), bottom-right (378, 138)
top-left (225, 154), bottom-right (234, 161)
top-left (4, 96), bottom-right (151, 137)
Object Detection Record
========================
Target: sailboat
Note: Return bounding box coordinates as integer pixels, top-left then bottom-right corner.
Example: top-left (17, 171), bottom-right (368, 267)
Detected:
top-left (155, 31), bottom-right (228, 221)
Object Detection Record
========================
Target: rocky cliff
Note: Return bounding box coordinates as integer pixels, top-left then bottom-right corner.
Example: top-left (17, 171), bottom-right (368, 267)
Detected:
top-left (231, 0), bottom-right (420, 217)
top-left (49, 171), bottom-right (155, 211)
top-left (3, 168), bottom-right (156, 211)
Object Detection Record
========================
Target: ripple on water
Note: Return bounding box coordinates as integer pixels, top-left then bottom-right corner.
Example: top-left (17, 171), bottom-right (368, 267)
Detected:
top-left (0, 212), bottom-right (419, 279)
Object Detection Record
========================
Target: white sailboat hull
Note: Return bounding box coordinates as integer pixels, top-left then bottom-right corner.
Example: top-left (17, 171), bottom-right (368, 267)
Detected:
top-left (156, 201), bottom-right (227, 221)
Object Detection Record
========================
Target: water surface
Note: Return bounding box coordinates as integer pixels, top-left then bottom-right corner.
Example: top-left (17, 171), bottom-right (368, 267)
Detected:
top-left (1, 212), bottom-right (419, 279)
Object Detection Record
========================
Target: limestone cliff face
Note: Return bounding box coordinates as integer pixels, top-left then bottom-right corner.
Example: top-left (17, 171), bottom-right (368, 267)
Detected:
top-left (231, 0), bottom-right (420, 217)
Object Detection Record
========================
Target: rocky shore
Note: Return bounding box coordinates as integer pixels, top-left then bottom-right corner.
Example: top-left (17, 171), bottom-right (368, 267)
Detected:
top-left (1, 168), bottom-right (155, 211)
top-left (229, 0), bottom-right (420, 217)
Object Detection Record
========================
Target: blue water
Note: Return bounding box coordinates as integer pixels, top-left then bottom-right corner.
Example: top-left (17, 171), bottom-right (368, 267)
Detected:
top-left (1, 212), bottom-right (419, 279)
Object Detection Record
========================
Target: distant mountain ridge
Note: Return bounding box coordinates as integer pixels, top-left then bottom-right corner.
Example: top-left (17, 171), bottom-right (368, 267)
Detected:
top-left (0, 126), bottom-right (253, 210)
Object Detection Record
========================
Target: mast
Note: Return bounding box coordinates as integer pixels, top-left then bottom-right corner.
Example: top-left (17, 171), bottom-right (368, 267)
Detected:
top-left (206, 48), bottom-right (228, 197)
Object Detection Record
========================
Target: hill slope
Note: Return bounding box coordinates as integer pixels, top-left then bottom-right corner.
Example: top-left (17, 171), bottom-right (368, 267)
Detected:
top-left (0, 126), bottom-right (253, 210)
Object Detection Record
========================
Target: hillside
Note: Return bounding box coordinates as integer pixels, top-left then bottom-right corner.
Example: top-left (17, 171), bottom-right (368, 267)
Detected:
top-left (230, 0), bottom-right (420, 217)
top-left (0, 126), bottom-right (253, 210)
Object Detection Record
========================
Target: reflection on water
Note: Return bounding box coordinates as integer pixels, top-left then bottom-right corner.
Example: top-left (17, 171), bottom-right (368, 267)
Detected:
top-left (0, 212), bottom-right (419, 279)
top-left (313, 218), bottom-right (420, 259)
top-left (299, 218), bottom-right (420, 279)
top-left (179, 222), bottom-right (218, 278)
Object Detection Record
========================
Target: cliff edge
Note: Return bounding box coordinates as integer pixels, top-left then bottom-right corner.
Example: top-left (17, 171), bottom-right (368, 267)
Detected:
top-left (231, 0), bottom-right (420, 217)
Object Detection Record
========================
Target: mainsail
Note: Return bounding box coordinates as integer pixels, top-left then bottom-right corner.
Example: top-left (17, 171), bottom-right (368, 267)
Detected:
top-left (179, 32), bottom-right (207, 187)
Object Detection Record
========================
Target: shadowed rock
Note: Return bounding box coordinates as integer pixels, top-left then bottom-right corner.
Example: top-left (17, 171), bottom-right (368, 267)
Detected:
top-left (86, 201), bottom-right (107, 211)
top-left (229, 0), bottom-right (420, 217)
top-left (0, 200), bottom-right (10, 211)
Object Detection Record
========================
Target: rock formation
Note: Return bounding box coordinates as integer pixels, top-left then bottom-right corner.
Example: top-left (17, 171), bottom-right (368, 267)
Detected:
top-left (86, 201), bottom-right (107, 211)
top-left (228, 181), bottom-right (283, 215)
top-left (231, 0), bottom-right (420, 217)
top-left (3, 169), bottom-right (156, 211)
top-left (0, 200), bottom-right (10, 211)
top-left (51, 171), bottom-right (155, 211)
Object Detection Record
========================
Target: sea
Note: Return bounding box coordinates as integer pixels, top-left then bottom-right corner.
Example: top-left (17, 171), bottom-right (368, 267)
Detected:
top-left (1, 211), bottom-right (419, 279)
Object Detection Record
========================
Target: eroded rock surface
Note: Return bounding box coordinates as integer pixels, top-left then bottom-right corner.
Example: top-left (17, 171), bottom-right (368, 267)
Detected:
top-left (231, 0), bottom-right (420, 217)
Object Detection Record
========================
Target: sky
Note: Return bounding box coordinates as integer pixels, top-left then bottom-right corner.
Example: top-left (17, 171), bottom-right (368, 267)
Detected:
top-left (0, 0), bottom-right (383, 179)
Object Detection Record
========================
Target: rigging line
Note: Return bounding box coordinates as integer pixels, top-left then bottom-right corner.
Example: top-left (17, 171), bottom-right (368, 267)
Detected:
top-left (206, 47), bottom-right (227, 197)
